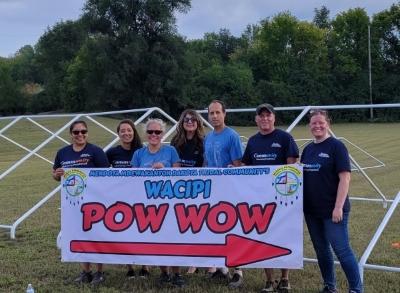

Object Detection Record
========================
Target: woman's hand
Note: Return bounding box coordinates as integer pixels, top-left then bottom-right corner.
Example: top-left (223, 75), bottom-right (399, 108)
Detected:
top-left (53, 168), bottom-right (64, 181)
top-left (332, 206), bottom-right (343, 223)
top-left (152, 162), bottom-right (165, 169)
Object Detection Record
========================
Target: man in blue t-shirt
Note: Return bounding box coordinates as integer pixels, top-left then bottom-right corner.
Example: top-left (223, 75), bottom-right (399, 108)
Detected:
top-left (204, 100), bottom-right (243, 287)
top-left (242, 103), bottom-right (299, 293)
top-left (204, 100), bottom-right (242, 168)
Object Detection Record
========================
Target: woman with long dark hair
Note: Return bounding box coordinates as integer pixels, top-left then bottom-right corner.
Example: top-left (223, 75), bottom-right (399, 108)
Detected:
top-left (131, 118), bottom-right (185, 287)
top-left (171, 110), bottom-right (217, 276)
top-left (171, 109), bottom-right (205, 168)
top-left (106, 119), bottom-right (147, 278)
top-left (106, 119), bottom-right (142, 168)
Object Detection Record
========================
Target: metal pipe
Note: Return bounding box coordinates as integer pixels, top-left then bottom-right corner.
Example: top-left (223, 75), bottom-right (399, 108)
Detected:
top-left (26, 118), bottom-right (70, 144)
top-left (0, 116), bottom-right (82, 181)
top-left (358, 191), bottom-right (400, 280)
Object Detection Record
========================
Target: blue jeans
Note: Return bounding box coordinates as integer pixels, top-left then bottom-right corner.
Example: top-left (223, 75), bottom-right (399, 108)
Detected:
top-left (305, 213), bottom-right (363, 293)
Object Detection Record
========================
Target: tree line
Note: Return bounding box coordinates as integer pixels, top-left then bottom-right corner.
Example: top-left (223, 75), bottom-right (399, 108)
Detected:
top-left (0, 0), bottom-right (399, 123)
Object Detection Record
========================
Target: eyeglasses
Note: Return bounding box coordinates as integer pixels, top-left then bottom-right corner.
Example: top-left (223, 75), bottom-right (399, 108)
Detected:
top-left (146, 130), bottom-right (163, 135)
top-left (72, 129), bottom-right (88, 135)
top-left (183, 117), bottom-right (197, 123)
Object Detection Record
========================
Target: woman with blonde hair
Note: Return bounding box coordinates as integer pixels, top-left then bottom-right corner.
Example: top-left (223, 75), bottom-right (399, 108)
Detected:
top-left (131, 118), bottom-right (185, 287)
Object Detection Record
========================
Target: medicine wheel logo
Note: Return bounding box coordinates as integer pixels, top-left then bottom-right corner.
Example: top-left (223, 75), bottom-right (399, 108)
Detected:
top-left (63, 169), bottom-right (87, 206)
top-left (272, 166), bottom-right (302, 206)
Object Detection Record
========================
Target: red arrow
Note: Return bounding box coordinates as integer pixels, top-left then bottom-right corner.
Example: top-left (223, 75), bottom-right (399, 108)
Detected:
top-left (70, 234), bottom-right (291, 267)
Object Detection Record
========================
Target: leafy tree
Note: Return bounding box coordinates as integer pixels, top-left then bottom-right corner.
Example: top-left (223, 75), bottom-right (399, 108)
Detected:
top-left (328, 8), bottom-right (370, 107)
top-left (313, 6), bottom-right (331, 29)
top-left (0, 59), bottom-right (26, 114)
top-left (64, 0), bottom-right (191, 115)
top-left (198, 29), bottom-right (246, 62)
top-left (82, 0), bottom-right (190, 42)
top-left (370, 3), bottom-right (400, 119)
top-left (34, 20), bottom-right (87, 110)
top-left (247, 13), bottom-right (330, 107)
top-left (10, 45), bottom-right (38, 83)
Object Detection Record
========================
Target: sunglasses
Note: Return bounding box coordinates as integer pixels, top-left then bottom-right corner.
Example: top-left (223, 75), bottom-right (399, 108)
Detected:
top-left (72, 129), bottom-right (88, 135)
top-left (146, 130), bottom-right (163, 135)
top-left (183, 117), bottom-right (197, 123)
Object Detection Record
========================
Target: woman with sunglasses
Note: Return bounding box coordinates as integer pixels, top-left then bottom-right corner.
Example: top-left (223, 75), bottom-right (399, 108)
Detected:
top-left (170, 109), bottom-right (209, 276)
top-left (106, 119), bottom-right (149, 279)
top-left (131, 118), bottom-right (185, 287)
top-left (171, 109), bottom-right (205, 168)
top-left (132, 118), bottom-right (180, 169)
top-left (301, 110), bottom-right (362, 293)
top-left (52, 120), bottom-right (109, 286)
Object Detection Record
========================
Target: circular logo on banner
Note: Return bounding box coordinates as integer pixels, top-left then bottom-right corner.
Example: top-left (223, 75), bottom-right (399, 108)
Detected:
top-left (63, 169), bottom-right (87, 206)
top-left (272, 166), bottom-right (302, 206)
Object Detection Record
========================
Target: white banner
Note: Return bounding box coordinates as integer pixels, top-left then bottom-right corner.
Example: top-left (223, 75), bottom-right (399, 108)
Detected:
top-left (61, 164), bottom-right (303, 268)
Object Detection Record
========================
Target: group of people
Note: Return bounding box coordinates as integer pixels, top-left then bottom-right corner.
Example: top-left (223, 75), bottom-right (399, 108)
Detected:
top-left (52, 100), bottom-right (362, 293)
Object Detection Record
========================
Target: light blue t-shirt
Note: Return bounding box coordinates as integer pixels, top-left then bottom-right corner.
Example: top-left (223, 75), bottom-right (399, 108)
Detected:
top-left (131, 145), bottom-right (180, 168)
top-left (204, 127), bottom-right (243, 167)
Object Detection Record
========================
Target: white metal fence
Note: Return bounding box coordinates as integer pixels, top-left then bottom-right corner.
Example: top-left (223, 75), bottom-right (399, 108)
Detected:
top-left (0, 103), bottom-right (399, 283)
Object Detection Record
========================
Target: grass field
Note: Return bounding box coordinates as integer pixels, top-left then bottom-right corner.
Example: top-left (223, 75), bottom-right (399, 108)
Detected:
top-left (0, 116), bottom-right (399, 293)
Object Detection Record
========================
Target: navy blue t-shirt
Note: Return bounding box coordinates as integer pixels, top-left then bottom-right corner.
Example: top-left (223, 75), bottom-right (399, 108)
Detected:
top-left (53, 143), bottom-right (109, 169)
top-left (173, 139), bottom-right (204, 167)
top-left (301, 137), bottom-right (351, 218)
top-left (242, 129), bottom-right (299, 165)
top-left (106, 145), bottom-right (137, 168)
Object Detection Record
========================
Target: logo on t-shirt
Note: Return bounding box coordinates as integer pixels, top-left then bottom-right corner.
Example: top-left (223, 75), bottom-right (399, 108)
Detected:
top-left (318, 152), bottom-right (330, 158)
top-left (253, 153), bottom-right (277, 161)
top-left (271, 143), bottom-right (282, 148)
top-left (303, 163), bottom-right (321, 171)
top-left (80, 153), bottom-right (91, 158)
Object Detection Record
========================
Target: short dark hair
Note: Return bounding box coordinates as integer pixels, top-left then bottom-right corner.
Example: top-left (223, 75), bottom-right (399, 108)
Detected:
top-left (208, 99), bottom-right (226, 113)
top-left (69, 120), bottom-right (88, 133)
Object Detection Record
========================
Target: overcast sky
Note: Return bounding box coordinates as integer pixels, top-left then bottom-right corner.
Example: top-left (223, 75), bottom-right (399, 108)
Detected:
top-left (0, 0), bottom-right (397, 57)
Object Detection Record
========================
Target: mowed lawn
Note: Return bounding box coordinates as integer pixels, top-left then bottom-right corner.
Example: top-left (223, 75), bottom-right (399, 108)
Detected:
top-left (0, 116), bottom-right (399, 293)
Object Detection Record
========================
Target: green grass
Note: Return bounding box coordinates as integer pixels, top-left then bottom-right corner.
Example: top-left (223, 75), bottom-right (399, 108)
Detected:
top-left (0, 117), bottom-right (399, 292)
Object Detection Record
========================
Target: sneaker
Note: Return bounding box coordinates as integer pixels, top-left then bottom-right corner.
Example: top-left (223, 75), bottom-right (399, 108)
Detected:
top-left (126, 269), bottom-right (135, 279)
top-left (276, 279), bottom-right (291, 293)
top-left (187, 266), bottom-right (198, 274)
top-left (158, 271), bottom-right (171, 285)
top-left (138, 268), bottom-right (150, 278)
top-left (172, 273), bottom-right (186, 287)
top-left (320, 285), bottom-right (338, 293)
top-left (260, 281), bottom-right (275, 292)
top-left (91, 271), bottom-right (105, 285)
top-left (228, 272), bottom-right (244, 288)
top-left (74, 271), bottom-right (92, 283)
top-left (210, 269), bottom-right (230, 281)
top-left (206, 267), bottom-right (217, 278)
